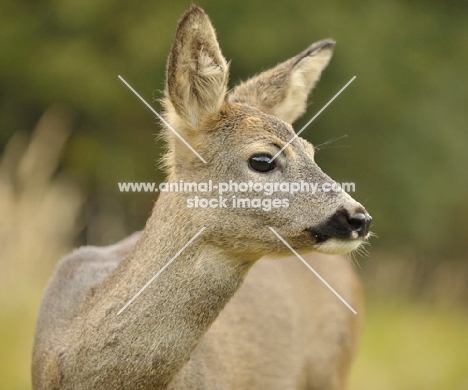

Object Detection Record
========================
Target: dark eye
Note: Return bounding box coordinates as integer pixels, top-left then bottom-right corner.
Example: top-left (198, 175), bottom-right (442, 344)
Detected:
top-left (249, 154), bottom-right (276, 173)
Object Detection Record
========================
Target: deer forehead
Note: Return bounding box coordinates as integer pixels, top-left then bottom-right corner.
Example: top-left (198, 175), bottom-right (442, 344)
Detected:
top-left (203, 103), bottom-right (297, 144)
top-left (192, 104), bottom-right (317, 167)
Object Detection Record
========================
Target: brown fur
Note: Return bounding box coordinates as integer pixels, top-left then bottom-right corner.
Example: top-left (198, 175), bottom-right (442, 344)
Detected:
top-left (32, 5), bottom-right (368, 389)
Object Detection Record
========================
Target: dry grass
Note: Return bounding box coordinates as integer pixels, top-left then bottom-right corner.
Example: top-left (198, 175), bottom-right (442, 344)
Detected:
top-left (0, 106), bottom-right (83, 389)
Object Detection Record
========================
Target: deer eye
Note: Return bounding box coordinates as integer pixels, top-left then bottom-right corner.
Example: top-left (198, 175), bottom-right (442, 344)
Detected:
top-left (249, 154), bottom-right (276, 173)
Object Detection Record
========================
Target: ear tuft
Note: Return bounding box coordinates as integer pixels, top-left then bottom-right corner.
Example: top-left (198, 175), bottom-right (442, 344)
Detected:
top-left (228, 39), bottom-right (335, 124)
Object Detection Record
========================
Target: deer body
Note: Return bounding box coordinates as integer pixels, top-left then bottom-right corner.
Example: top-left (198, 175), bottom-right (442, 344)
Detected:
top-left (32, 6), bottom-right (370, 389)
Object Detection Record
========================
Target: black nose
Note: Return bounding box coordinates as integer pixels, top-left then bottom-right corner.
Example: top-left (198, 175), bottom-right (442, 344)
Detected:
top-left (347, 212), bottom-right (372, 236)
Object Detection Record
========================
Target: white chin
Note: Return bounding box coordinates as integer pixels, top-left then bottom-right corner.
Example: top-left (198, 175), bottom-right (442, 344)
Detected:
top-left (314, 238), bottom-right (363, 255)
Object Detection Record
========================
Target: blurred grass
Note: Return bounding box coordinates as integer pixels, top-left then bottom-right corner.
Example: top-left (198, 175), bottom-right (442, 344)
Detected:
top-left (0, 296), bottom-right (40, 390)
top-left (0, 107), bottom-right (82, 390)
top-left (351, 299), bottom-right (468, 390)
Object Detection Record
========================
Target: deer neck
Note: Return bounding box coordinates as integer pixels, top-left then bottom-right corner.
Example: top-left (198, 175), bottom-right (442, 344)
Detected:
top-left (120, 191), bottom-right (258, 299)
top-left (83, 191), bottom-right (259, 387)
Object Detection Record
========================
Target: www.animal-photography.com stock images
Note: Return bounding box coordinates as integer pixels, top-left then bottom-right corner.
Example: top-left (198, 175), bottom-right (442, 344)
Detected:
top-left (1, 1), bottom-right (467, 389)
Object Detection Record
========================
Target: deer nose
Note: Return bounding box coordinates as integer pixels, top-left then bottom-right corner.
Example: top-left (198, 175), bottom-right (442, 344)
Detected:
top-left (347, 212), bottom-right (372, 237)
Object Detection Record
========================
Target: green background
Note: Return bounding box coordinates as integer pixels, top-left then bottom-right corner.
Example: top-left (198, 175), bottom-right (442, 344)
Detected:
top-left (1, 0), bottom-right (467, 388)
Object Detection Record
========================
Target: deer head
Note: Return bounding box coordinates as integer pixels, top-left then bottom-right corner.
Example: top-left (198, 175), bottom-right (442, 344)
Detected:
top-left (161, 5), bottom-right (371, 257)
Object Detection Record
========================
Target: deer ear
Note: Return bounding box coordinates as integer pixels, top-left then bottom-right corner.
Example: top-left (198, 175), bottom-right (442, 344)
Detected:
top-left (164, 5), bottom-right (229, 129)
top-left (228, 39), bottom-right (335, 124)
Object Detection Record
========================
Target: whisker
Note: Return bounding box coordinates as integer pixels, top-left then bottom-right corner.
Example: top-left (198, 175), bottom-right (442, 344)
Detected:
top-left (314, 135), bottom-right (349, 153)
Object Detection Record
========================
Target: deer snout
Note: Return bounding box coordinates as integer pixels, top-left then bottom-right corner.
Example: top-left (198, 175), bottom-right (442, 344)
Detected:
top-left (306, 207), bottom-right (372, 244)
top-left (305, 207), bottom-right (372, 254)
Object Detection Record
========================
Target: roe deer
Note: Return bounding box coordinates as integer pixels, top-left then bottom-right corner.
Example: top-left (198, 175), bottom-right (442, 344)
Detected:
top-left (32, 5), bottom-right (371, 389)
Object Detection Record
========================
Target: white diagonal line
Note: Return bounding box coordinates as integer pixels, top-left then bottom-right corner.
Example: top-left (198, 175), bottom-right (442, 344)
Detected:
top-left (268, 227), bottom-right (357, 314)
top-left (269, 76), bottom-right (356, 163)
top-left (117, 227), bottom-right (206, 315)
top-left (118, 75), bottom-right (207, 164)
